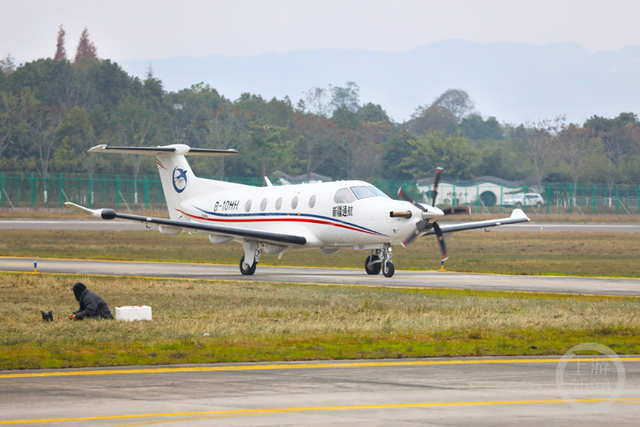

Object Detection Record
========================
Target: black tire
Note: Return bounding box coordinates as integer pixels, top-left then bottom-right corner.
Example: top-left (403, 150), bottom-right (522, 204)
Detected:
top-left (515, 202), bottom-right (523, 209)
top-left (382, 261), bottom-right (395, 278)
top-left (365, 255), bottom-right (381, 275)
top-left (239, 255), bottom-right (257, 275)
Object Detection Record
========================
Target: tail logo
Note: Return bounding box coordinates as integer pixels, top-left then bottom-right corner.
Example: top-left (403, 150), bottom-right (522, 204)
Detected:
top-left (172, 167), bottom-right (188, 193)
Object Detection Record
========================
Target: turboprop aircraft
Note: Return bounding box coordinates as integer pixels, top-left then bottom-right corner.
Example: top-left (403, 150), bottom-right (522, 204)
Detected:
top-left (66, 144), bottom-right (530, 278)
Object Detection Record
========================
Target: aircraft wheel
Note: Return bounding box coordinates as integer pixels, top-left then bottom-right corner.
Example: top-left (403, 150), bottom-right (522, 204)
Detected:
top-left (365, 255), bottom-right (381, 275)
top-left (515, 202), bottom-right (523, 209)
top-left (382, 261), bottom-right (395, 278)
top-left (239, 255), bottom-right (257, 275)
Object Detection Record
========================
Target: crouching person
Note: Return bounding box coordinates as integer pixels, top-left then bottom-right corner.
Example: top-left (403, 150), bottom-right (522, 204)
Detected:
top-left (69, 282), bottom-right (113, 320)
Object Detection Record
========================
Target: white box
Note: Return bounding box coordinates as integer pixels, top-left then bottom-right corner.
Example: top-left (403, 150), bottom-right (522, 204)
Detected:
top-left (116, 305), bottom-right (152, 321)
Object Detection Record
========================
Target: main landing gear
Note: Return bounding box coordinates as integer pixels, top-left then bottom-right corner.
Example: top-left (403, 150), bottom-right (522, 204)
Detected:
top-left (239, 241), bottom-right (263, 276)
top-left (364, 244), bottom-right (395, 278)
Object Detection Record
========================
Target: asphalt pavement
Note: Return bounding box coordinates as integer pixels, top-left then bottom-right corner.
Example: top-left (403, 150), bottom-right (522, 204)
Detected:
top-left (1, 357), bottom-right (638, 426)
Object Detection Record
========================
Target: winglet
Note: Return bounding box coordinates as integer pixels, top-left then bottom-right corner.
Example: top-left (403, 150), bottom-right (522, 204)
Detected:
top-left (65, 202), bottom-right (115, 220)
top-left (264, 176), bottom-right (273, 187)
top-left (510, 209), bottom-right (530, 222)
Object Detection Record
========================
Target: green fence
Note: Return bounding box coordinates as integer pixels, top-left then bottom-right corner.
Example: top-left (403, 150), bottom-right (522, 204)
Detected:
top-left (1, 171), bottom-right (640, 215)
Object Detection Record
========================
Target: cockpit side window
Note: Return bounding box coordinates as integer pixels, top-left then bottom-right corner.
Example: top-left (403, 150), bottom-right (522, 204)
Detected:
top-left (351, 186), bottom-right (376, 200)
top-left (334, 188), bottom-right (356, 204)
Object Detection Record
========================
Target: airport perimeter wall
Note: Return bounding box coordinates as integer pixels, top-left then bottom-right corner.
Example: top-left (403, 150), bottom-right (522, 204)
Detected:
top-left (1, 172), bottom-right (640, 215)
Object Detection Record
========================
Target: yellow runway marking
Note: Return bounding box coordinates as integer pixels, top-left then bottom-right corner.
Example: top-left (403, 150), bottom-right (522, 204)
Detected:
top-left (2, 357), bottom-right (639, 379)
top-left (1, 398), bottom-right (639, 425)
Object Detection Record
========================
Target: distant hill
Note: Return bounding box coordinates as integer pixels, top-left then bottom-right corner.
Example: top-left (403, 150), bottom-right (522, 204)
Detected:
top-left (118, 39), bottom-right (640, 124)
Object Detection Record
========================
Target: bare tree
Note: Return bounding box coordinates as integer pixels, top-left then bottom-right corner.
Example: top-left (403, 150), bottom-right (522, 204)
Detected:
top-left (21, 101), bottom-right (64, 203)
top-left (520, 115), bottom-right (566, 190)
top-left (192, 104), bottom-right (244, 178)
top-left (294, 112), bottom-right (337, 181)
top-left (116, 98), bottom-right (160, 203)
top-left (559, 124), bottom-right (602, 188)
top-left (0, 54), bottom-right (15, 75)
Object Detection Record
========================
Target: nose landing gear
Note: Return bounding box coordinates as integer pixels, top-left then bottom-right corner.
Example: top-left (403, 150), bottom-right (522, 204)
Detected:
top-left (364, 244), bottom-right (395, 278)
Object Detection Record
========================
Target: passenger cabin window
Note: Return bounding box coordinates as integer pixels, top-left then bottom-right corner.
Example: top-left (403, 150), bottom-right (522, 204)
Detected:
top-left (291, 196), bottom-right (299, 209)
top-left (260, 198), bottom-right (267, 211)
top-left (309, 195), bottom-right (316, 208)
top-left (334, 188), bottom-right (356, 204)
top-left (245, 200), bottom-right (252, 212)
top-left (275, 197), bottom-right (283, 210)
top-left (350, 186), bottom-right (376, 200)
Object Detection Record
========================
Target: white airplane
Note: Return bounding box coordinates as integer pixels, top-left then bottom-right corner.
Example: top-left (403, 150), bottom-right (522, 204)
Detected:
top-left (66, 144), bottom-right (530, 278)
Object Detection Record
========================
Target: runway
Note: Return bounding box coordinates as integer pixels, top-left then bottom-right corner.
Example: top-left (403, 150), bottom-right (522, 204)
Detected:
top-left (2, 256), bottom-right (640, 296)
top-left (1, 219), bottom-right (640, 233)
top-left (1, 357), bottom-right (639, 426)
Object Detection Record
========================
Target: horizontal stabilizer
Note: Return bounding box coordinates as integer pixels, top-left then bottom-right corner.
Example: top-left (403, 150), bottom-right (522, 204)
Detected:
top-left (88, 144), bottom-right (238, 156)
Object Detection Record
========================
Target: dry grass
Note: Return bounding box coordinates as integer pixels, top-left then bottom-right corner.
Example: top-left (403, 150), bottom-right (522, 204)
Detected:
top-left (1, 229), bottom-right (639, 277)
top-left (1, 273), bottom-right (639, 369)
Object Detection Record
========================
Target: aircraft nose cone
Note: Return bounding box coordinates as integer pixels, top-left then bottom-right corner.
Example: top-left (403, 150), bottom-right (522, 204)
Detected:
top-left (421, 206), bottom-right (444, 220)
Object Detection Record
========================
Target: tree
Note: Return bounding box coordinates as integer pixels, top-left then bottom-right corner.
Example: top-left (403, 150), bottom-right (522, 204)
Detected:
top-left (357, 102), bottom-right (390, 123)
top-left (75, 27), bottom-right (97, 63)
top-left (54, 25), bottom-right (67, 60)
top-left (191, 103), bottom-right (245, 178)
top-left (558, 125), bottom-right (603, 188)
top-left (294, 112), bottom-right (337, 180)
top-left (329, 81), bottom-right (360, 112)
top-left (519, 115), bottom-right (566, 189)
top-left (116, 96), bottom-right (162, 203)
top-left (584, 112), bottom-right (640, 185)
top-left (432, 89), bottom-right (476, 122)
top-left (381, 132), bottom-right (415, 180)
top-left (21, 95), bottom-right (64, 203)
top-left (402, 130), bottom-right (477, 181)
top-left (0, 54), bottom-right (15, 75)
top-left (456, 114), bottom-right (504, 140)
top-left (408, 104), bottom-right (457, 136)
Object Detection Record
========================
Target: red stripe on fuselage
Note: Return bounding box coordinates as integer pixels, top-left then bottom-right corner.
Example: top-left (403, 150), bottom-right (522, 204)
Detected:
top-left (176, 210), bottom-right (381, 236)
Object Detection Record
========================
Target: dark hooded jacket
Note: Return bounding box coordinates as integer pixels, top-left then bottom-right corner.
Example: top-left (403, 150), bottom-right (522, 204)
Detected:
top-left (72, 283), bottom-right (113, 320)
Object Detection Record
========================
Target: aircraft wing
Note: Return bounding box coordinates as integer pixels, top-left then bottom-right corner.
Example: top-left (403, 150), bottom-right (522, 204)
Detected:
top-left (65, 202), bottom-right (307, 246)
top-left (425, 209), bottom-right (530, 235)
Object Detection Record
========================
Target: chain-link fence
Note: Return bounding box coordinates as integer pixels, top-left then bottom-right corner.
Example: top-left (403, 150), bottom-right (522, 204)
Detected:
top-left (2, 171), bottom-right (639, 215)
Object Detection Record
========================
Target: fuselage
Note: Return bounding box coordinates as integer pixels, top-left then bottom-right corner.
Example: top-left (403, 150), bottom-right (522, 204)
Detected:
top-left (174, 180), bottom-right (443, 249)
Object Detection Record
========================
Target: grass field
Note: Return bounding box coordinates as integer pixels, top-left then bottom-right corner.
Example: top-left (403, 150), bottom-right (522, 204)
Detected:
top-left (1, 273), bottom-right (639, 370)
top-left (1, 229), bottom-right (639, 277)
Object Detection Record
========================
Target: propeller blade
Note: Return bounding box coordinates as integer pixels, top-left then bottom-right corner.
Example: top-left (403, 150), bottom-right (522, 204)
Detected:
top-left (433, 222), bottom-right (449, 261)
top-left (402, 219), bottom-right (429, 246)
top-left (431, 167), bottom-right (443, 206)
top-left (443, 206), bottom-right (471, 215)
top-left (398, 188), bottom-right (427, 212)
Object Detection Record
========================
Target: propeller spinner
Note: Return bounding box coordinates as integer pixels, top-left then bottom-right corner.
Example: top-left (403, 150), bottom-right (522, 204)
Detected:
top-left (398, 167), bottom-right (468, 261)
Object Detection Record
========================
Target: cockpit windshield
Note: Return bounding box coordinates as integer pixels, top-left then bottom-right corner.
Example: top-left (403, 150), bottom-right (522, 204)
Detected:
top-left (350, 186), bottom-right (377, 200)
top-left (369, 186), bottom-right (390, 198)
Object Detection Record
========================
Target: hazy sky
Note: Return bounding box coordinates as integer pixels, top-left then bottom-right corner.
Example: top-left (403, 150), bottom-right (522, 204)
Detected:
top-left (1, 0), bottom-right (639, 62)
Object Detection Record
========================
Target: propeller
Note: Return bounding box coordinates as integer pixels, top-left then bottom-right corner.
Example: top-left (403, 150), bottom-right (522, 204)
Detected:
top-left (397, 167), bottom-right (464, 261)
